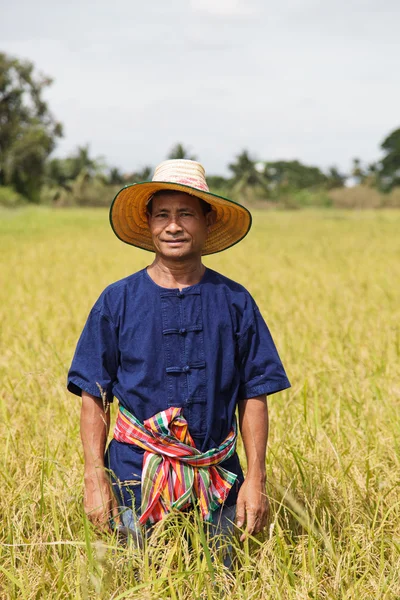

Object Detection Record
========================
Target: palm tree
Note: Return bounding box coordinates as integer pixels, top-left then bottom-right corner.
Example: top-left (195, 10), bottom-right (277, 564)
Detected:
top-left (364, 162), bottom-right (379, 188)
top-left (326, 166), bottom-right (346, 189)
top-left (72, 145), bottom-right (105, 179)
top-left (228, 150), bottom-right (267, 193)
top-left (127, 165), bottom-right (153, 183)
top-left (351, 158), bottom-right (365, 185)
top-left (167, 143), bottom-right (196, 161)
top-left (108, 167), bottom-right (125, 185)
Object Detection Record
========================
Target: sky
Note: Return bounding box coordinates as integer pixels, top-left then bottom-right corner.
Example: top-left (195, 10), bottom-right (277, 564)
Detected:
top-left (1, 0), bottom-right (399, 176)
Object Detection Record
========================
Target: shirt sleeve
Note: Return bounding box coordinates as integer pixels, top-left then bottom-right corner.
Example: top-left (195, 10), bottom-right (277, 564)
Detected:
top-left (237, 302), bottom-right (290, 399)
top-left (67, 305), bottom-right (119, 402)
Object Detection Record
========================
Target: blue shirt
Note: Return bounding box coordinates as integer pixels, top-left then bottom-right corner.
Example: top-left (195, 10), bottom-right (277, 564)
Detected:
top-left (67, 267), bottom-right (290, 511)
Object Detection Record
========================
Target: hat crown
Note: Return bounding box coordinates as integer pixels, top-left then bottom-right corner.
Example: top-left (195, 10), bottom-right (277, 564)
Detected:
top-left (152, 159), bottom-right (209, 192)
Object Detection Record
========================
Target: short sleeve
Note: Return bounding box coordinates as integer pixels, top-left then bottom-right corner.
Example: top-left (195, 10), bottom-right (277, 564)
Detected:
top-left (67, 306), bottom-right (119, 402)
top-left (237, 303), bottom-right (290, 399)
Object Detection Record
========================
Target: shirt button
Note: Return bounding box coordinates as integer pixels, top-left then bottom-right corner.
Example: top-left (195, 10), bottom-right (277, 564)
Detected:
top-left (179, 328), bottom-right (187, 335)
top-left (183, 365), bottom-right (190, 373)
top-left (177, 291), bottom-right (184, 298)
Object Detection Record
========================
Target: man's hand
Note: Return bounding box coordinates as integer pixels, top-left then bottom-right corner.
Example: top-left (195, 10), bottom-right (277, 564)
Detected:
top-left (237, 395), bottom-right (270, 542)
top-left (80, 391), bottom-right (116, 530)
top-left (83, 472), bottom-right (117, 529)
top-left (236, 477), bottom-right (269, 541)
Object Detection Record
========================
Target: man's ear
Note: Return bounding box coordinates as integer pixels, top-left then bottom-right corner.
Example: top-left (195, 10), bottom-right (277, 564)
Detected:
top-left (206, 209), bottom-right (216, 230)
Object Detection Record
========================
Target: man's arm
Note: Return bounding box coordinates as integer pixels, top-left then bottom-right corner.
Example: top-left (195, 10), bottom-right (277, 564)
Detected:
top-left (80, 391), bottom-right (115, 528)
top-left (236, 394), bottom-right (269, 541)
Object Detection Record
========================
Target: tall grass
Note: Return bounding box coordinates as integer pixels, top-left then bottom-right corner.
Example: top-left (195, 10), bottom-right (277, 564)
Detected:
top-left (0, 208), bottom-right (399, 598)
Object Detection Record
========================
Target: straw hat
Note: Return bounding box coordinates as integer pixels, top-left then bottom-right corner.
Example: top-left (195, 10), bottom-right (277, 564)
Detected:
top-left (109, 159), bottom-right (252, 255)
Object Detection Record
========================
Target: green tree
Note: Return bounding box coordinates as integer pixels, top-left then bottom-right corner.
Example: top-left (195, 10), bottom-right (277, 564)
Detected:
top-left (167, 143), bottom-right (196, 160)
top-left (43, 146), bottom-right (109, 206)
top-left (326, 166), bottom-right (346, 189)
top-left (351, 158), bottom-right (366, 185)
top-left (229, 150), bottom-right (265, 187)
top-left (0, 53), bottom-right (62, 202)
top-left (108, 167), bottom-right (125, 185)
top-left (227, 150), bottom-right (267, 203)
top-left (46, 145), bottom-right (104, 188)
top-left (206, 174), bottom-right (230, 194)
top-left (364, 162), bottom-right (379, 188)
top-left (128, 165), bottom-right (153, 183)
top-left (380, 127), bottom-right (400, 190)
top-left (264, 160), bottom-right (328, 193)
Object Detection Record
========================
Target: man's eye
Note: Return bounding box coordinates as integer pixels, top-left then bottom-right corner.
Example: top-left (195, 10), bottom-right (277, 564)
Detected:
top-left (155, 213), bottom-right (168, 218)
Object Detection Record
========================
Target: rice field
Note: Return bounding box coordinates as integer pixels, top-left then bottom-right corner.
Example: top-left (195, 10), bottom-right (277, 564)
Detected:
top-left (0, 207), bottom-right (399, 599)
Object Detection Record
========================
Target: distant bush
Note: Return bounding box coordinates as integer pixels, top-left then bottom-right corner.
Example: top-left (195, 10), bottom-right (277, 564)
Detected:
top-left (0, 186), bottom-right (27, 208)
top-left (327, 185), bottom-right (383, 208)
top-left (246, 185), bottom-right (400, 210)
top-left (380, 187), bottom-right (400, 208)
top-left (327, 185), bottom-right (400, 209)
top-left (229, 185), bottom-right (272, 206)
top-left (40, 177), bottom-right (121, 207)
top-left (70, 178), bottom-right (121, 207)
top-left (208, 183), bottom-right (234, 200)
top-left (279, 189), bottom-right (333, 209)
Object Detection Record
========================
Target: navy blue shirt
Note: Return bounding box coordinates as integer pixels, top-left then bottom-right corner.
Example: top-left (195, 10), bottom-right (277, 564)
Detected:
top-left (67, 267), bottom-right (290, 511)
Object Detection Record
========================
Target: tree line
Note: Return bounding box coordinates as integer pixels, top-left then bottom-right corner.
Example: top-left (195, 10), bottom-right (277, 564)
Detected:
top-left (1, 52), bottom-right (400, 209)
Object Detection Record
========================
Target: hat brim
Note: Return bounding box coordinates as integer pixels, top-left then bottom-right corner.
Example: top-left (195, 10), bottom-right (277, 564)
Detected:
top-left (109, 181), bottom-right (252, 255)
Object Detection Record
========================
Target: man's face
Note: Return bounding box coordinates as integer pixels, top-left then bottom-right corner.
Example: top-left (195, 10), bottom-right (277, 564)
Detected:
top-left (147, 192), bottom-right (215, 260)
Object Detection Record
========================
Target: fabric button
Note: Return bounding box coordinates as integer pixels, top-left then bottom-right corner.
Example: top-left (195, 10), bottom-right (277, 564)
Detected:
top-left (177, 291), bottom-right (184, 298)
top-left (179, 328), bottom-right (187, 335)
top-left (183, 365), bottom-right (190, 373)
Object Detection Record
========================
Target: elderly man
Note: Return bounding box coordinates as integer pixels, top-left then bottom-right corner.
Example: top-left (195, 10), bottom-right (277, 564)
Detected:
top-left (67, 159), bottom-right (290, 552)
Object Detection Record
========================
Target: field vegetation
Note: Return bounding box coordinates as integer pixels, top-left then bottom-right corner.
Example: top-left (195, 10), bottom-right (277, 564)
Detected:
top-left (0, 207), bottom-right (399, 598)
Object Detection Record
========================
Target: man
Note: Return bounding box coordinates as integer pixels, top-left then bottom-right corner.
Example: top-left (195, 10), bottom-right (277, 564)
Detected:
top-left (67, 159), bottom-right (290, 551)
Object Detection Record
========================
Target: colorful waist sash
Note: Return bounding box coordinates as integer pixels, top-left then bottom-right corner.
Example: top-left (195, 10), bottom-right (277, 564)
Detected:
top-left (113, 405), bottom-right (237, 525)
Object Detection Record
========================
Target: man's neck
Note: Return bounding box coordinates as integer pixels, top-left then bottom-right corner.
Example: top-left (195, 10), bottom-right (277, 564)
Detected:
top-left (147, 256), bottom-right (205, 290)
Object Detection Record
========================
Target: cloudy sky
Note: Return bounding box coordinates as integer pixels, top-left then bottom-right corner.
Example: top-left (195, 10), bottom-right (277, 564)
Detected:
top-left (1, 0), bottom-right (399, 176)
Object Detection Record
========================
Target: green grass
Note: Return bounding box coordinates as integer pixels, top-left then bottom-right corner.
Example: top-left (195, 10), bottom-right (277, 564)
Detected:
top-left (1, 207), bottom-right (400, 599)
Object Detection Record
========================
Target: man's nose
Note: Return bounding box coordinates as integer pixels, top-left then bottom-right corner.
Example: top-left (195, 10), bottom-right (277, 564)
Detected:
top-left (165, 216), bottom-right (183, 233)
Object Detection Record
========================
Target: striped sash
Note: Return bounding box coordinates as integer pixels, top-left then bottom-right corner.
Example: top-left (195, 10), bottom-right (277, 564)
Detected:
top-left (114, 405), bottom-right (237, 525)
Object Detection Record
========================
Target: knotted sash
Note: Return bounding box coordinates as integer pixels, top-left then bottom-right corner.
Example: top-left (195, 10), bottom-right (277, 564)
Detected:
top-left (114, 406), bottom-right (237, 525)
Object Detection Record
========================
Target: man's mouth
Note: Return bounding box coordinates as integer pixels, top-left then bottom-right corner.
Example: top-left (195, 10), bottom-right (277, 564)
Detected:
top-left (163, 239), bottom-right (187, 245)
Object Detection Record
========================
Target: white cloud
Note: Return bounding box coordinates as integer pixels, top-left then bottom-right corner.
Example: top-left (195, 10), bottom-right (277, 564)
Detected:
top-left (190, 0), bottom-right (256, 17)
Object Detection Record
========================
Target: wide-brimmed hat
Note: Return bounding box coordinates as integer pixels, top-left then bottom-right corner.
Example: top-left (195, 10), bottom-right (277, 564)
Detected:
top-left (109, 159), bottom-right (252, 255)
